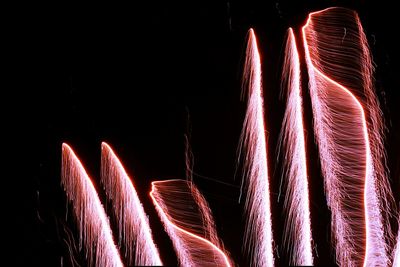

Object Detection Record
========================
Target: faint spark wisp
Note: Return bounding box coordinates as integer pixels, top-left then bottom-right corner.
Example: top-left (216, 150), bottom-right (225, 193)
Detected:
top-left (101, 142), bottom-right (162, 266)
top-left (278, 28), bottom-right (313, 266)
top-left (237, 28), bottom-right (274, 267)
top-left (150, 179), bottom-right (231, 267)
top-left (61, 143), bottom-right (123, 267)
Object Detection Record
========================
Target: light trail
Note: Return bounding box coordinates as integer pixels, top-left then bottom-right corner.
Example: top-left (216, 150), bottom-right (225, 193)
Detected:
top-left (57, 8), bottom-right (397, 266)
top-left (237, 28), bottom-right (274, 267)
top-left (278, 28), bottom-right (313, 266)
top-left (61, 143), bottom-right (123, 267)
top-left (394, 218), bottom-right (400, 267)
top-left (302, 7), bottom-right (393, 266)
top-left (150, 179), bottom-right (231, 267)
top-left (101, 142), bottom-right (163, 266)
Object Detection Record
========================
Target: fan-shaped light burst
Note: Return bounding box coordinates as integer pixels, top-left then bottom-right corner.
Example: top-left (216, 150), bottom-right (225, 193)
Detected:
top-left (150, 179), bottom-right (231, 267)
top-left (302, 7), bottom-right (393, 266)
top-left (279, 28), bottom-right (313, 266)
top-left (101, 142), bottom-right (163, 266)
top-left (61, 143), bottom-right (123, 267)
top-left (237, 28), bottom-right (274, 267)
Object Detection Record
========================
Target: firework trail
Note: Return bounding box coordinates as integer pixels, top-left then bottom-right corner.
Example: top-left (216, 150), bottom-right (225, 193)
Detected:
top-left (237, 28), bottom-right (274, 267)
top-left (150, 179), bottom-right (231, 267)
top-left (302, 7), bottom-right (393, 266)
top-left (100, 142), bottom-right (163, 266)
top-left (278, 28), bottom-right (313, 266)
top-left (61, 143), bottom-right (123, 267)
top-left (394, 219), bottom-right (400, 267)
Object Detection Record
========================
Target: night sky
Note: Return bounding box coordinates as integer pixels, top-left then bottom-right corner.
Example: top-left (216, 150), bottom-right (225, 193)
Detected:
top-left (20, 1), bottom-right (400, 266)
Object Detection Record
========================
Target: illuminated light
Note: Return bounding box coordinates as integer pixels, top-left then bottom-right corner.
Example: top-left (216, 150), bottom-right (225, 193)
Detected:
top-left (278, 28), bottom-right (313, 266)
top-left (150, 179), bottom-right (232, 267)
top-left (58, 8), bottom-right (397, 266)
top-left (237, 28), bottom-right (274, 267)
top-left (61, 143), bottom-right (123, 267)
top-left (302, 7), bottom-right (393, 266)
top-left (393, 221), bottom-right (400, 267)
top-left (101, 142), bottom-right (163, 266)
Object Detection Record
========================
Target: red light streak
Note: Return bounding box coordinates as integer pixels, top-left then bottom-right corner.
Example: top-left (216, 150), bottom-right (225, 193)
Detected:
top-left (101, 142), bottom-right (163, 266)
top-left (302, 7), bottom-right (393, 266)
top-left (61, 143), bottom-right (123, 267)
top-left (150, 179), bottom-right (232, 267)
top-left (279, 28), bottom-right (313, 266)
top-left (237, 28), bottom-right (274, 267)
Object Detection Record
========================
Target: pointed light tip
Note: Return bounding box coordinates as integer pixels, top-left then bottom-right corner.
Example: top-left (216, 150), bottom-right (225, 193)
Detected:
top-left (247, 28), bottom-right (257, 46)
top-left (286, 28), bottom-right (296, 42)
top-left (248, 28), bottom-right (255, 38)
top-left (62, 143), bottom-right (71, 151)
top-left (101, 142), bottom-right (111, 151)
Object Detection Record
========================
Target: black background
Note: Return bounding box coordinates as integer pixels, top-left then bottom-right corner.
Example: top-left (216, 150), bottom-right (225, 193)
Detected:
top-left (18, 1), bottom-right (400, 266)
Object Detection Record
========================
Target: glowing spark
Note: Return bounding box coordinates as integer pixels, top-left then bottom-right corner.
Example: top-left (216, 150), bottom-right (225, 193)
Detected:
top-left (302, 7), bottom-right (393, 266)
top-left (61, 143), bottom-right (123, 267)
top-left (237, 28), bottom-right (274, 267)
top-left (278, 28), bottom-right (313, 266)
top-left (101, 142), bottom-right (163, 266)
top-left (150, 179), bottom-right (231, 267)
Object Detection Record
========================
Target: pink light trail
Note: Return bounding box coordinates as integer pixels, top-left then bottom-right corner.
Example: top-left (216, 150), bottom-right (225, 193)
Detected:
top-left (57, 8), bottom-right (398, 266)
top-left (237, 28), bottom-right (274, 267)
top-left (279, 28), bottom-right (313, 266)
top-left (302, 7), bottom-right (393, 266)
top-left (100, 142), bottom-right (163, 266)
top-left (61, 143), bottom-right (123, 267)
top-left (150, 179), bottom-right (232, 267)
top-left (394, 219), bottom-right (400, 266)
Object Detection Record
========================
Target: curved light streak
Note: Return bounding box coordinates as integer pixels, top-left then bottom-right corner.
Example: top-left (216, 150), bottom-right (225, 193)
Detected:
top-left (150, 179), bottom-right (231, 267)
top-left (302, 7), bottom-right (392, 266)
top-left (61, 143), bottom-right (123, 267)
top-left (101, 142), bottom-right (163, 266)
top-left (279, 28), bottom-right (313, 266)
top-left (237, 28), bottom-right (274, 267)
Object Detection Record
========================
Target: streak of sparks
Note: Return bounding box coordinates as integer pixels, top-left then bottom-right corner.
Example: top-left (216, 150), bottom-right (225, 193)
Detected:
top-left (394, 220), bottom-right (400, 267)
top-left (150, 179), bottom-right (232, 267)
top-left (237, 28), bottom-right (274, 267)
top-left (278, 28), bottom-right (313, 266)
top-left (302, 7), bottom-right (393, 266)
top-left (57, 8), bottom-right (398, 266)
top-left (101, 142), bottom-right (163, 266)
top-left (61, 143), bottom-right (123, 267)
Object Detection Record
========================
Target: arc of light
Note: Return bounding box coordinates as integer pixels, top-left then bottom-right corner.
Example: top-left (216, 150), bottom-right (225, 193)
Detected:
top-left (302, 7), bottom-right (392, 266)
top-left (61, 143), bottom-right (123, 267)
top-left (237, 28), bottom-right (274, 267)
top-left (150, 179), bottom-right (232, 267)
top-left (279, 28), bottom-right (313, 266)
top-left (101, 142), bottom-right (163, 266)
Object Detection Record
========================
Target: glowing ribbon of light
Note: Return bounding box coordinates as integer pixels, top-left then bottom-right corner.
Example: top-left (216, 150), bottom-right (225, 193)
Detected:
top-left (302, 7), bottom-right (392, 266)
top-left (150, 179), bottom-right (231, 267)
top-left (238, 28), bottom-right (274, 267)
top-left (101, 142), bottom-right (162, 266)
top-left (279, 28), bottom-right (313, 266)
top-left (61, 143), bottom-right (123, 267)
